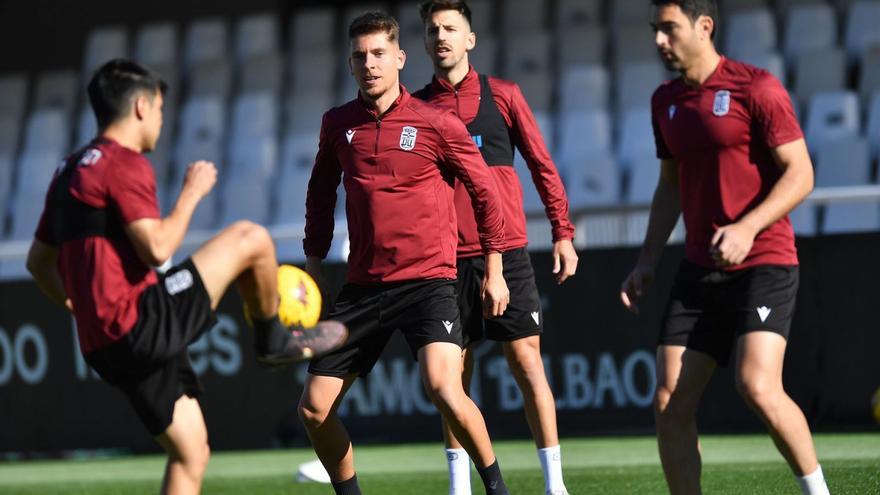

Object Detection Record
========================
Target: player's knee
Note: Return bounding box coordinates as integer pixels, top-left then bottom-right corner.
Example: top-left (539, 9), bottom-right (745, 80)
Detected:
top-left (506, 347), bottom-right (544, 381)
top-left (423, 378), bottom-right (462, 410)
top-left (736, 375), bottom-right (780, 411)
top-left (653, 386), bottom-right (694, 424)
top-left (298, 398), bottom-right (330, 430)
top-left (227, 220), bottom-right (273, 257)
top-left (192, 441), bottom-right (211, 476)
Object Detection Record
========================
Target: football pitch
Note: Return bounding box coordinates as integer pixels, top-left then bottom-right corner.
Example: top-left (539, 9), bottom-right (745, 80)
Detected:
top-left (1, 433), bottom-right (877, 494)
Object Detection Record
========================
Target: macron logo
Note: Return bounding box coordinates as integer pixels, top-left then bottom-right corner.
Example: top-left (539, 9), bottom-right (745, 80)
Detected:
top-left (442, 320), bottom-right (454, 334)
top-left (756, 306), bottom-right (772, 323)
top-left (531, 311), bottom-right (540, 325)
top-left (345, 129), bottom-right (356, 144)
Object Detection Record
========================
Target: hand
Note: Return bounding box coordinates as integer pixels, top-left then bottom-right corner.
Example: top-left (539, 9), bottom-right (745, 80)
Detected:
top-left (552, 239), bottom-right (578, 284)
top-left (183, 160), bottom-right (217, 199)
top-left (620, 263), bottom-right (655, 314)
top-left (710, 222), bottom-right (757, 268)
top-left (481, 272), bottom-right (510, 318)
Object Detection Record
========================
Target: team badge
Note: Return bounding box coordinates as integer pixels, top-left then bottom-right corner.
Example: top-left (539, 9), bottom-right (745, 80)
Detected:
top-left (345, 129), bottom-right (356, 144)
top-left (713, 90), bottom-right (731, 116)
top-left (399, 126), bottom-right (418, 151)
top-left (668, 105), bottom-right (676, 120)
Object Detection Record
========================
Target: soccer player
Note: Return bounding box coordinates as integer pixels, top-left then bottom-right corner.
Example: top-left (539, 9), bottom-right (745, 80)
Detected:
top-left (26, 59), bottom-right (346, 495)
top-left (298, 11), bottom-right (511, 495)
top-left (620, 2), bottom-right (830, 494)
top-left (413, 2), bottom-right (577, 494)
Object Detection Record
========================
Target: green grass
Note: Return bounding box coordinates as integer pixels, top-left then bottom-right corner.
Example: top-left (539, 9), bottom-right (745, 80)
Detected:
top-left (1, 433), bottom-right (877, 494)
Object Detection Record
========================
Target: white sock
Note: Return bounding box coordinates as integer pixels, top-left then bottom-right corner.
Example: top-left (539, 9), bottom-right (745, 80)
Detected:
top-left (538, 444), bottom-right (567, 493)
top-left (796, 465), bottom-right (830, 495)
top-left (445, 448), bottom-right (471, 495)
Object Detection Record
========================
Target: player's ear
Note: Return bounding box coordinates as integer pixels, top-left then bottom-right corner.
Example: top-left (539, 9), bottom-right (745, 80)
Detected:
top-left (133, 94), bottom-right (149, 121)
top-left (466, 31), bottom-right (476, 51)
top-left (698, 15), bottom-right (714, 41)
top-left (397, 46), bottom-right (406, 70)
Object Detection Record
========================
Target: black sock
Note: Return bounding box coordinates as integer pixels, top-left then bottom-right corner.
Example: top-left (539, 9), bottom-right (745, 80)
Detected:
top-left (252, 315), bottom-right (287, 355)
top-left (477, 460), bottom-right (508, 494)
top-left (332, 474), bottom-right (362, 495)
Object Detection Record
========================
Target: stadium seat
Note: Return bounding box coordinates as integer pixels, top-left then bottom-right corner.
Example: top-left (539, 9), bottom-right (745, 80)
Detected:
top-left (229, 92), bottom-right (279, 141)
top-left (844, 1), bottom-right (880, 61)
top-left (724, 8), bottom-right (777, 60)
top-left (610, 0), bottom-right (650, 28)
top-left (184, 18), bottom-right (227, 68)
top-left (612, 25), bottom-right (658, 72)
top-left (626, 152), bottom-right (661, 204)
top-left (557, 110), bottom-right (613, 164)
top-left (0, 152), bottom-right (13, 217)
top-left (188, 59), bottom-right (232, 98)
top-left (290, 48), bottom-right (336, 92)
top-left (515, 73), bottom-right (553, 113)
top-left (173, 97), bottom-right (226, 214)
top-left (220, 137), bottom-right (278, 226)
top-left (555, 0), bottom-right (603, 28)
top-left (33, 70), bottom-right (78, 117)
top-left (469, 35), bottom-right (498, 76)
top-left (134, 22), bottom-right (178, 67)
top-left (775, 0), bottom-right (827, 16)
top-left (565, 152), bottom-right (621, 208)
top-left (866, 91), bottom-right (880, 160)
top-left (804, 90), bottom-right (860, 152)
top-left (23, 108), bottom-right (70, 153)
top-left (220, 179), bottom-right (270, 226)
top-left (616, 108), bottom-right (655, 172)
top-left (793, 47), bottom-right (847, 106)
top-left (238, 52), bottom-right (284, 95)
top-left (722, 0), bottom-right (769, 16)
top-left (858, 47), bottom-right (880, 103)
top-left (400, 37), bottom-right (435, 91)
top-left (9, 192), bottom-right (46, 241)
top-left (783, 4), bottom-right (837, 68)
top-left (343, 3), bottom-right (387, 34)
top-left (285, 89), bottom-right (334, 135)
top-left (815, 136), bottom-right (879, 233)
top-left (615, 60), bottom-right (668, 114)
top-left (75, 107), bottom-right (97, 149)
top-left (501, 0), bottom-right (547, 33)
top-left (789, 203), bottom-right (817, 236)
top-left (290, 7), bottom-right (336, 53)
top-left (559, 64), bottom-right (610, 113)
top-left (559, 26), bottom-right (606, 67)
top-left (504, 32), bottom-right (551, 80)
top-left (0, 73), bottom-right (28, 121)
top-left (13, 148), bottom-right (63, 199)
top-left (738, 50), bottom-right (787, 82)
top-left (275, 132), bottom-right (318, 226)
top-left (83, 26), bottom-right (129, 80)
top-left (0, 116), bottom-right (20, 154)
top-left (234, 13), bottom-right (280, 62)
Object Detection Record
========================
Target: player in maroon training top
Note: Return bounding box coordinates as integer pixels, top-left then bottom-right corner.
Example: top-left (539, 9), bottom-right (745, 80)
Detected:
top-left (619, 2), bottom-right (829, 494)
top-left (26, 59), bottom-right (345, 495)
top-left (413, 2), bottom-right (577, 494)
top-left (298, 12), bottom-right (510, 495)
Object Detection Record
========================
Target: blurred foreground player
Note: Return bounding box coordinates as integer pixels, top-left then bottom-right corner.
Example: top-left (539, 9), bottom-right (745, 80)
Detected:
top-left (414, 1), bottom-right (577, 494)
top-left (26, 59), bottom-right (346, 495)
top-left (620, 2), bottom-right (829, 494)
top-left (298, 12), bottom-right (511, 495)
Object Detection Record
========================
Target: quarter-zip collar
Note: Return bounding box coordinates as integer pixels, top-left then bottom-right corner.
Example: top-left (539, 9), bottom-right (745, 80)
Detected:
top-left (358, 84), bottom-right (411, 120)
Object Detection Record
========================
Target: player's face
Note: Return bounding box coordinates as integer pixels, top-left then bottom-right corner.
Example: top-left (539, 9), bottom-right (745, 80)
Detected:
top-left (140, 91), bottom-right (164, 152)
top-left (423, 10), bottom-right (475, 71)
top-left (651, 4), bottom-right (708, 71)
top-left (349, 32), bottom-right (405, 100)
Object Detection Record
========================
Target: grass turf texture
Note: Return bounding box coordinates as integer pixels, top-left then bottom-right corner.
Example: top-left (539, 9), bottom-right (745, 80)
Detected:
top-left (1, 433), bottom-right (877, 494)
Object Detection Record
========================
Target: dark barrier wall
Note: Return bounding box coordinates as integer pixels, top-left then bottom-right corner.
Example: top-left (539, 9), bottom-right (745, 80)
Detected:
top-left (1, 234), bottom-right (878, 454)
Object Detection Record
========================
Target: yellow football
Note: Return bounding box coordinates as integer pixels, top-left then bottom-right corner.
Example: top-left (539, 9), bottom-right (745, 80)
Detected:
top-left (276, 264), bottom-right (322, 328)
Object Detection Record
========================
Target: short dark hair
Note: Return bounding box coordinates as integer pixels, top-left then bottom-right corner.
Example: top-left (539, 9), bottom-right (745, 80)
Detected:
top-left (348, 11), bottom-right (400, 43)
top-left (419, 0), bottom-right (473, 27)
top-left (87, 58), bottom-right (167, 129)
top-left (652, 0), bottom-right (719, 40)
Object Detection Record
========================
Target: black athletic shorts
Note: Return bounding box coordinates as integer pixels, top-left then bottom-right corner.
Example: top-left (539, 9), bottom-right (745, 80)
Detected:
top-left (457, 247), bottom-right (543, 347)
top-left (660, 260), bottom-right (799, 367)
top-left (85, 259), bottom-right (216, 436)
top-left (308, 279), bottom-right (462, 377)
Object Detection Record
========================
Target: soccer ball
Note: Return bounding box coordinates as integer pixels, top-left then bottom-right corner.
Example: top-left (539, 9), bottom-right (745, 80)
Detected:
top-left (277, 264), bottom-right (322, 328)
top-left (872, 386), bottom-right (880, 423)
top-left (244, 264), bottom-right (322, 328)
